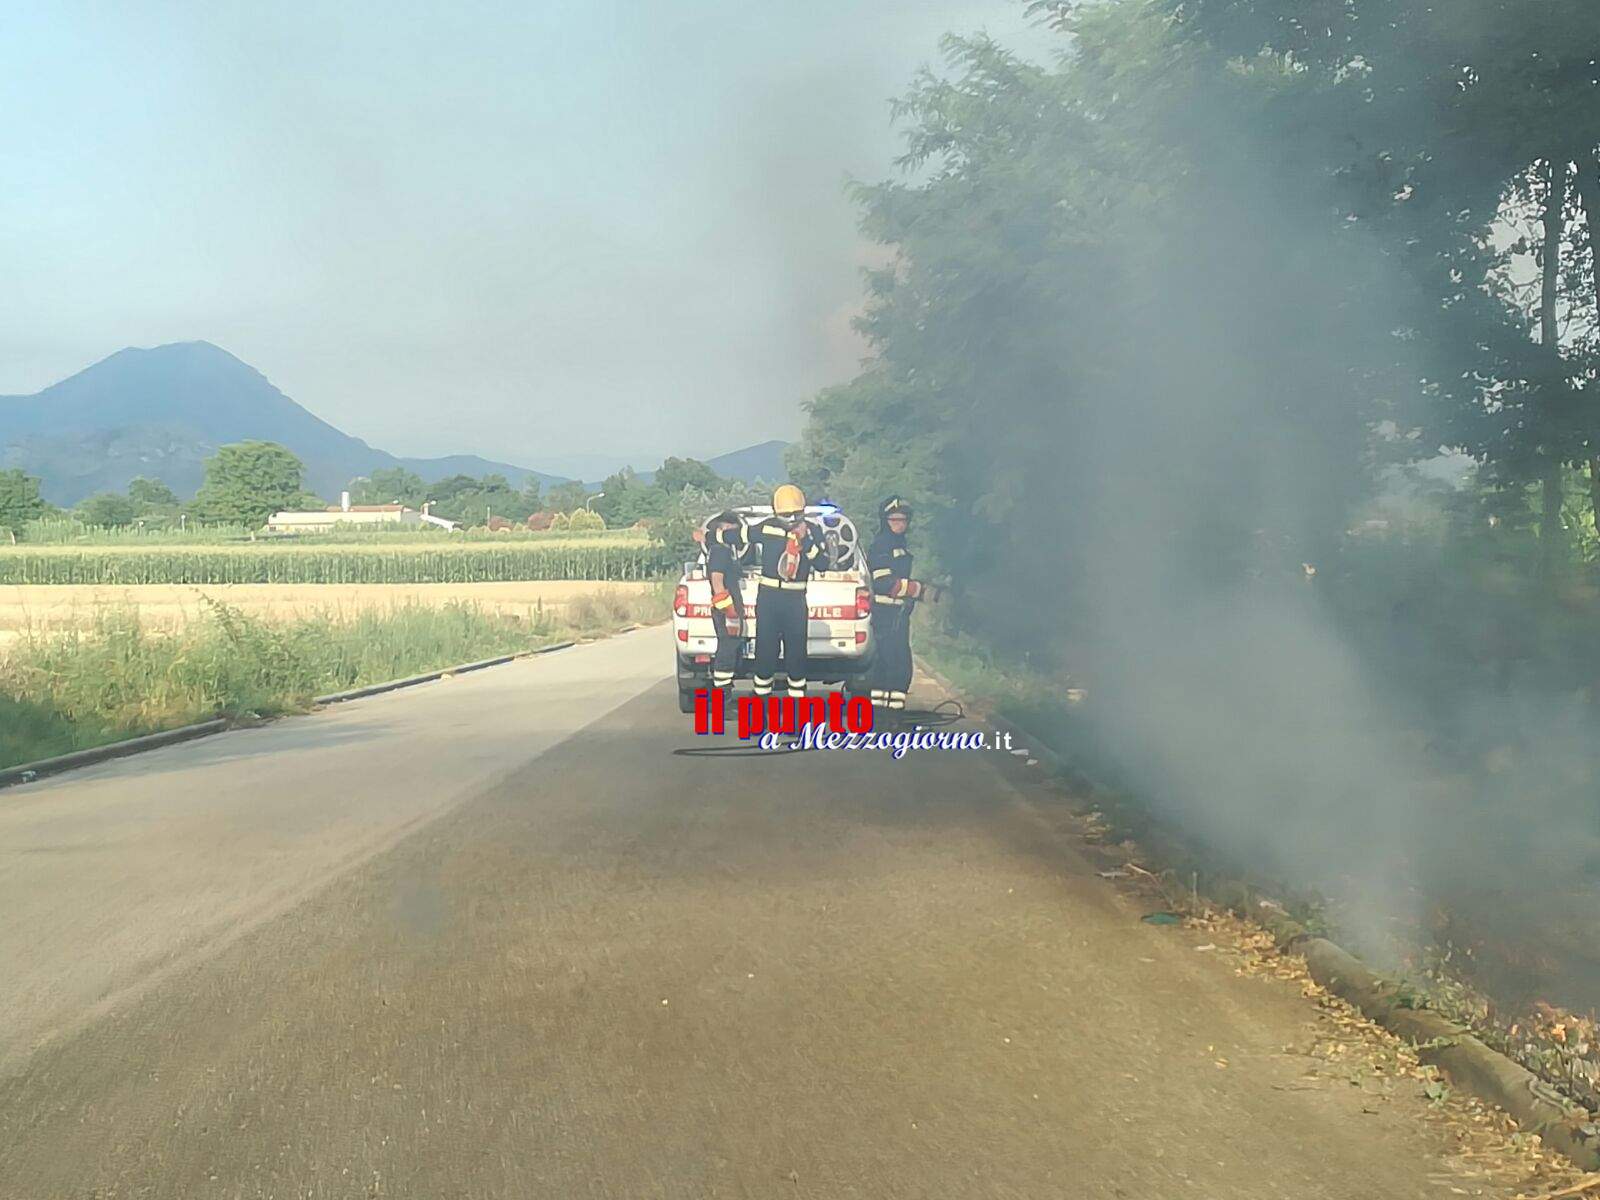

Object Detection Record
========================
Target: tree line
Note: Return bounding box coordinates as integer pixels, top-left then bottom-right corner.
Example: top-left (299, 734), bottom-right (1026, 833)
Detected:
top-left (1, 443), bottom-right (755, 537)
top-left (789, 0), bottom-right (1600, 668)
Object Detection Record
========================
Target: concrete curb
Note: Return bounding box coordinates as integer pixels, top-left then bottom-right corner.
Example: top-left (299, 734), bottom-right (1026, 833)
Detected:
top-left (917, 658), bottom-right (1600, 1170)
top-left (311, 654), bottom-right (520, 705)
top-left (1291, 935), bottom-right (1600, 1168)
top-left (0, 720), bottom-right (229, 790)
top-left (1, 639), bottom-right (582, 793)
top-left (310, 640), bottom-right (574, 707)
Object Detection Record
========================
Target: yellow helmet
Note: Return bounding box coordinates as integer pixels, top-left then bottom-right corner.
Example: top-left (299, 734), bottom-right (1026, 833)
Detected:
top-left (772, 484), bottom-right (806, 515)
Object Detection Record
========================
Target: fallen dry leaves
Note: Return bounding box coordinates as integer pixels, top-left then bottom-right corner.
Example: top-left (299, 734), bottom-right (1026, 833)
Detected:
top-left (1104, 877), bottom-right (1593, 1197)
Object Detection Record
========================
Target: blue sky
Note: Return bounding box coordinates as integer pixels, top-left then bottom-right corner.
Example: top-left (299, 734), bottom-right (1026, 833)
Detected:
top-left (1, 2), bottom-right (1051, 476)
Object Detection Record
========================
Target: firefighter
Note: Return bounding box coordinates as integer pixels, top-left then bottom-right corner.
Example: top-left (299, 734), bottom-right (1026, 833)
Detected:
top-left (704, 509), bottom-right (746, 691)
top-left (727, 484), bottom-right (826, 700)
top-left (864, 496), bottom-right (942, 711)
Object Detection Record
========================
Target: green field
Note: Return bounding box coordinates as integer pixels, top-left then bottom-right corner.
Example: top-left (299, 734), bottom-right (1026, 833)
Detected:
top-left (0, 540), bottom-right (678, 585)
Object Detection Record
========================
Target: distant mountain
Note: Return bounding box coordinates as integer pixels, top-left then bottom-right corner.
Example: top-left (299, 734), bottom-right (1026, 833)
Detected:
top-left (705, 439), bottom-right (790, 483)
top-left (621, 440), bottom-right (792, 490)
top-left (0, 342), bottom-right (570, 505)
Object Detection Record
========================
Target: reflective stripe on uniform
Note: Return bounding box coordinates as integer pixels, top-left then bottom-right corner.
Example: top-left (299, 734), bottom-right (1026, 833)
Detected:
top-left (872, 568), bottom-right (892, 579)
top-left (876, 594), bottom-right (906, 606)
top-left (892, 547), bottom-right (908, 557)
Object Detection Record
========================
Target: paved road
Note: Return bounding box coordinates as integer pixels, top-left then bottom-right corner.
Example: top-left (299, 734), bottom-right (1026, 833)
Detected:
top-left (0, 627), bottom-right (1514, 1197)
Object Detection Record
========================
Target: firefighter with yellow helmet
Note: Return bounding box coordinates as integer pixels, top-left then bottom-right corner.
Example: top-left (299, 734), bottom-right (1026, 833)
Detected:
top-left (710, 483), bottom-right (827, 700)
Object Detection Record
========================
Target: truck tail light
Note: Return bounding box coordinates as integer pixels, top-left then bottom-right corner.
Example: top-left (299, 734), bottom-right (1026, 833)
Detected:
top-left (673, 584), bottom-right (689, 617)
top-left (677, 628), bottom-right (689, 642)
top-left (855, 588), bottom-right (872, 619)
top-left (856, 631), bottom-right (868, 644)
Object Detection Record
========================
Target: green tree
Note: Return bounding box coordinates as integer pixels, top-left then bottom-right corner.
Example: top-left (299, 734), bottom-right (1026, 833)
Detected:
top-left (350, 467), bottom-right (427, 507)
top-left (76, 492), bottom-right (138, 527)
top-left (420, 471), bottom-right (536, 526)
top-left (127, 477), bottom-right (179, 510)
top-left (545, 481), bottom-right (590, 513)
top-left (190, 441), bottom-right (308, 526)
top-left (1146, 0), bottom-right (1600, 582)
top-left (591, 468), bottom-right (639, 527)
top-left (654, 457), bottom-right (720, 495)
top-left (0, 469), bottom-right (47, 529)
top-left (793, 0), bottom-right (1600, 647)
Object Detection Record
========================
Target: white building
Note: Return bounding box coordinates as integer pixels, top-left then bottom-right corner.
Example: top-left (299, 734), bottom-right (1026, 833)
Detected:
top-left (266, 492), bottom-right (458, 533)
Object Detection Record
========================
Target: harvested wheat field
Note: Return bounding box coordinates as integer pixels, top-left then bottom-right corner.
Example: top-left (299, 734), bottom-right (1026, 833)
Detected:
top-left (0, 581), bottom-right (660, 648)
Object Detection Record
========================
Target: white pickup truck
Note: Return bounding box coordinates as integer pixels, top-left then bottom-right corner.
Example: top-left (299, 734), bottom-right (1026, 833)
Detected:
top-left (672, 504), bottom-right (876, 712)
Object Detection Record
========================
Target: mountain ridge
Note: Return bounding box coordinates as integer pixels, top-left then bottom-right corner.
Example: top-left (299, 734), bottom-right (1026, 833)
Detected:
top-left (1, 342), bottom-right (571, 505)
top-left (1, 343), bottom-right (790, 506)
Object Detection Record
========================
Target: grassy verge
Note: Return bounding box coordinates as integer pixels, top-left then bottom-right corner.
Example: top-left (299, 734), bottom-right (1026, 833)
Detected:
top-left (0, 584), bottom-right (667, 772)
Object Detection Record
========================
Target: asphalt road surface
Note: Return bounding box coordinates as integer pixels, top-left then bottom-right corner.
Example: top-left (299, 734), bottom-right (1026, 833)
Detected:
top-left (0, 626), bottom-right (1518, 1197)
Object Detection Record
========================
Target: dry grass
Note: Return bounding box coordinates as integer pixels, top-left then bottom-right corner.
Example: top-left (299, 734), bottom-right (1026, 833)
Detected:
top-left (0, 584), bottom-right (669, 770)
top-left (0, 581), bottom-right (660, 649)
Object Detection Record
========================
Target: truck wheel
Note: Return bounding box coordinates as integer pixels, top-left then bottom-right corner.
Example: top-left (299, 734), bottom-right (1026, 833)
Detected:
top-left (678, 685), bottom-right (697, 714)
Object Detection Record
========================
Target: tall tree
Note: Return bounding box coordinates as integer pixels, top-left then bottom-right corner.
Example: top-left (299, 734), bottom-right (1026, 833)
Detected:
top-left (190, 441), bottom-right (308, 526)
top-left (350, 467), bottom-right (427, 507)
top-left (1538, 159), bottom-right (1572, 579)
top-left (1580, 157), bottom-right (1600, 533)
top-left (76, 492), bottom-right (138, 528)
top-left (654, 457), bottom-right (721, 496)
top-left (0, 469), bottom-right (46, 529)
top-left (545, 481), bottom-right (591, 513)
top-left (127, 477), bottom-right (179, 510)
top-left (795, 0), bottom-right (1600, 652)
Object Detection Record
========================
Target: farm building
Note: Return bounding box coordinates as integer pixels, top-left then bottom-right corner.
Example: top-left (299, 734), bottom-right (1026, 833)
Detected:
top-left (267, 494), bottom-right (459, 534)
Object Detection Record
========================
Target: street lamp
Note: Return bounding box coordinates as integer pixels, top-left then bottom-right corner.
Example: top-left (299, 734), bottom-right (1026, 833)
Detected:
top-left (585, 491), bottom-right (605, 512)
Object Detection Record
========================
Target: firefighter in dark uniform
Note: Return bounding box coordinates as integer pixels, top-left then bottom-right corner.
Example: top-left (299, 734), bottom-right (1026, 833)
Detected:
top-left (712, 484), bottom-right (826, 700)
top-left (704, 510), bottom-right (746, 691)
top-left (865, 496), bottom-right (941, 710)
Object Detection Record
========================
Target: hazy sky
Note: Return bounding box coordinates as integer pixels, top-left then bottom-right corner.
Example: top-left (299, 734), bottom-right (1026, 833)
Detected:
top-left (1, 2), bottom-right (1050, 476)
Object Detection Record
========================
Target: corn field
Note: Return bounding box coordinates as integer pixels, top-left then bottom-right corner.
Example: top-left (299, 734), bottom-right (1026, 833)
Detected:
top-left (0, 543), bottom-right (680, 585)
top-left (14, 518), bottom-right (652, 547)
